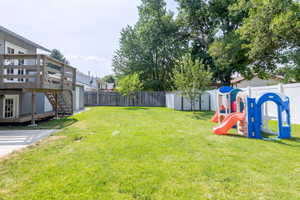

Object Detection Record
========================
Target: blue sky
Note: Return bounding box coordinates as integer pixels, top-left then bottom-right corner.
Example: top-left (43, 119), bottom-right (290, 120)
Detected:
top-left (0, 0), bottom-right (178, 78)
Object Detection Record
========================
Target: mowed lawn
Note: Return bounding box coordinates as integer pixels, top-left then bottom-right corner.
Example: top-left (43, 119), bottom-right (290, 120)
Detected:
top-left (0, 107), bottom-right (300, 200)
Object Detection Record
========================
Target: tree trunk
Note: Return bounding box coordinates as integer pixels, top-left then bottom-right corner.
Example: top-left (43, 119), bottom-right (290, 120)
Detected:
top-left (221, 76), bottom-right (232, 86)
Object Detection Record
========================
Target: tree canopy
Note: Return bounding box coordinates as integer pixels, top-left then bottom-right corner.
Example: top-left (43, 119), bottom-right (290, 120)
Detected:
top-left (234, 0), bottom-right (300, 79)
top-left (50, 49), bottom-right (69, 64)
top-left (117, 73), bottom-right (143, 105)
top-left (113, 0), bottom-right (300, 89)
top-left (172, 54), bottom-right (211, 110)
top-left (113, 0), bottom-right (186, 91)
top-left (101, 74), bottom-right (116, 84)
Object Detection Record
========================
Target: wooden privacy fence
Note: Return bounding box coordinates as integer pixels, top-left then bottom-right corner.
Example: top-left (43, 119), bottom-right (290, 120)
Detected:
top-left (85, 91), bottom-right (166, 107)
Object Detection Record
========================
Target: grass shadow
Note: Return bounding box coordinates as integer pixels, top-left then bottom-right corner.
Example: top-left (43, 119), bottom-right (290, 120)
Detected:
top-left (263, 139), bottom-right (300, 148)
top-left (191, 111), bottom-right (214, 120)
top-left (287, 137), bottom-right (300, 143)
top-left (258, 133), bottom-right (300, 148)
top-left (227, 132), bottom-right (300, 146)
top-left (122, 107), bottom-right (150, 111)
top-left (260, 132), bottom-right (279, 139)
top-left (225, 133), bottom-right (248, 139)
top-left (0, 116), bottom-right (78, 130)
top-left (37, 117), bottom-right (78, 129)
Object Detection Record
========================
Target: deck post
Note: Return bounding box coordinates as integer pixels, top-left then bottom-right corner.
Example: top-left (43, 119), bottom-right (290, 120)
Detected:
top-left (72, 68), bottom-right (76, 112)
top-left (0, 55), bottom-right (4, 88)
top-left (72, 68), bottom-right (76, 91)
top-left (71, 90), bottom-right (74, 114)
top-left (41, 56), bottom-right (46, 88)
top-left (61, 64), bottom-right (65, 90)
top-left (55, 92), bottom-right (59, 119)
top-left (30, 91), bottom-right (37, 126)
top-left (36, 55), bottom-right (41, 88)
top-left (97, 88), bottom-right (99, 105)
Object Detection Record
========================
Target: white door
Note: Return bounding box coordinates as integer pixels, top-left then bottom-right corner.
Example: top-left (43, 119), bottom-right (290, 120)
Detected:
top-left (3, 95), bottom-right (19, 119)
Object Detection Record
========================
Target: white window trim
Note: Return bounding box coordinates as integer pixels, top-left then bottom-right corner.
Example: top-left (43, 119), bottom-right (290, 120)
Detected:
top-left (3, 95), bottom-right (19, 119)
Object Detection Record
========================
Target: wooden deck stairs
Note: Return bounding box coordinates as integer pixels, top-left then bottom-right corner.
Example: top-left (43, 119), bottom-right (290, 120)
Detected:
top-left (45, 91), bottom-right (73, 116)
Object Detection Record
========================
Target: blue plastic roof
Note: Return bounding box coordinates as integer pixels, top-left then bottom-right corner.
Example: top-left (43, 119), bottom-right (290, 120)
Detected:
top-left (219, 86), bottom-right (233, 93)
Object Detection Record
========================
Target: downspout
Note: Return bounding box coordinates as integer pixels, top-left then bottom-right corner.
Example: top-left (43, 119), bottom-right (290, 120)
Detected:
top-left (4, 39), bottom-right (6, 54)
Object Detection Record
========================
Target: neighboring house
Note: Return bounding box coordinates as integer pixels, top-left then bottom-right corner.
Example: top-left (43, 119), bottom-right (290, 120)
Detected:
top-left (74, 83), bottom-right (85, 112)
top-left (76, 71), bottom-right (99, 92)
top-left (74, 71), bottom-right (99, 111)
top-left (0, 25), bottom-right (82, 124)
top-left (231, 76), bottom-right (285, 88)
top-left (98, 79), bottom-right (115, 92)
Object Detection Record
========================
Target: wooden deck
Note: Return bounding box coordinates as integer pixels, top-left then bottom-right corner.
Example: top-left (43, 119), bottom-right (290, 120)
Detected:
top-left (0, 111), bottom-right (55, 123)
top-left (0, 54), bottom-right (76, 91)
top-left (0, 54), bottom-right (76, 124)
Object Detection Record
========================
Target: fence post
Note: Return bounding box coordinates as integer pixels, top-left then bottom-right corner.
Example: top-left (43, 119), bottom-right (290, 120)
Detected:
top-left (199, 94), bottom-right (202, 111)
top-left (247, 86), bottom-right (252, 97)
top-left (278, 83), bottom-right (284, 94)
top-left (209, 94), bottom-right (211, 111)
top-left (97, 89), bottom-right (99, 105)
top-left (181, 94), bottom-right (183, 111)
top-left (0, 55), bottom-right (3, 88)
top-left (116, 93), bottom-right (118, 106)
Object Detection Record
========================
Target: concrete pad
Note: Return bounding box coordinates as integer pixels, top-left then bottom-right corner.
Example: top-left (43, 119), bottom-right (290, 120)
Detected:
top-left (0, 130), bottom-right (58, 157)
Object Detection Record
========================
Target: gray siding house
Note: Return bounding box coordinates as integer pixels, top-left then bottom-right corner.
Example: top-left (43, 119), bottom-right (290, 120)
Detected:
top-left (76, 71), bottom-right (99, 92)
top-left (0, 25), bottom-right (82, 124)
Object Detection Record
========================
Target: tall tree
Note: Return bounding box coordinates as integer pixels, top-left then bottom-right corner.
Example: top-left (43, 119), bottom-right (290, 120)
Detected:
top-left (172, 54), bottom-right (211, 110)
top-left (101, 74), bottom-right (116, 84)
top-left (113, 0), bottom-right (186, 91)
top-left (277, 49), bottom-right (300, 82)
top-left (50, 49), bottom-right (69, 64)
top-left (117, 73), bottom-right (143, 105)
top-left (208, 0), bottom-right (251, 84)
top-left (175, 0), bottom-right (215, 70)
top-left (176, 0), bottom-right (249, 85)
top-left (234, 0), bottom-right (300, 78)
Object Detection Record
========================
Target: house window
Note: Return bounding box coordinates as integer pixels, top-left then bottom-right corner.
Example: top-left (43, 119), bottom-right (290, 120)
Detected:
top-left (18, 51), bottom-right (25, 65)
top-left (4, 98), bottom-right (14, 118)
top-left (18, 69), bottom-right (24, 82)
top-left (7, 47), bottom-right (15, 66)
top-left (6, 68), bottom-right (14, 81)
top-left (7, 47), bottom-right (14, 54)
top-left (7, 68), bottom-right (14, 74)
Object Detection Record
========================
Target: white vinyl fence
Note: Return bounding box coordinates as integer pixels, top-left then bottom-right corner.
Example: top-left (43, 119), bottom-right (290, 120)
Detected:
top-left (245, 83), bottom-right (300, 124)
top-left (166, 91), bottom-right (214, 111)
top-left (166, 83), bottom-right (300, 124)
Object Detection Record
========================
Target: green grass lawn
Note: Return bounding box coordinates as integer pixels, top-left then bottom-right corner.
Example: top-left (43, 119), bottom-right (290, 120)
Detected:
top-left (0, 107), bottom-right (299, 200)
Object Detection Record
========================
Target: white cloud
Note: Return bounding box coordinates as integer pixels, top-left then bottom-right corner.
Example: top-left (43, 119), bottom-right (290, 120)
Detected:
top-left (66, 54), bottom-right (113, 78)
top-left (67, 54), bottom-right (109, 63)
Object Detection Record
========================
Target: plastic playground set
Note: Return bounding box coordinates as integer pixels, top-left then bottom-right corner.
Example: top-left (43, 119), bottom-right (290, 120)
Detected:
top-left (211, 86), bottom-right (292, 139)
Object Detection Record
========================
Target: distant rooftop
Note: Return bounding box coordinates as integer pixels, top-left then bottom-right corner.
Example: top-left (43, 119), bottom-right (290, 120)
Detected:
top-left (76, 71), bottom-right (99, 89)
top-left (0, 25), bottom-right (51, 52)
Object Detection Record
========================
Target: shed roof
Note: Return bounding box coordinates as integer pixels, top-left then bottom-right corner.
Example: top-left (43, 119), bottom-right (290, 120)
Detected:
top-left (231, 75), bottom-right (285, 84)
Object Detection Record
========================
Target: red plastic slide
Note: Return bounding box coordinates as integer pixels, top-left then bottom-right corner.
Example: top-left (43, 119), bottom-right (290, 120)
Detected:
top-left (211, 112), bottom-right (219, 123)
top-left (213, 112), bottom-right (246, 135)
top-left (211, 105), bottom-right (225, 123)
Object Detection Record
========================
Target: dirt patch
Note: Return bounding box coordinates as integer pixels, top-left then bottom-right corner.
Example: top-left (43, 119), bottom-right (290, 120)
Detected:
top-left (0, 136), bottom-right (67, 162)
top-left (36, 135), bottom-right (67, 145)
top-left (0, 152), bottom-right (21, 163)
top-left (0, 189), bottom-right (10, 199)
